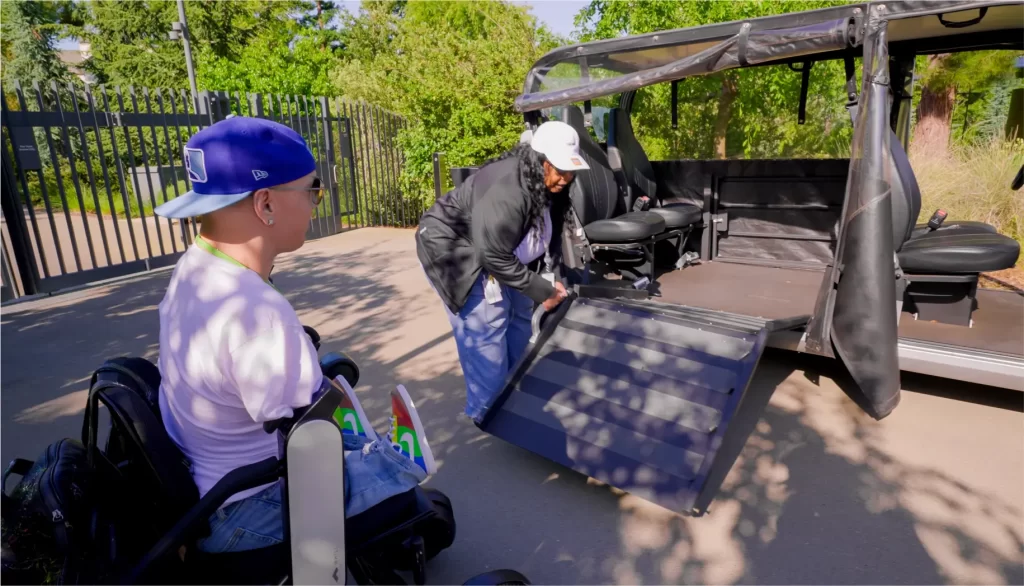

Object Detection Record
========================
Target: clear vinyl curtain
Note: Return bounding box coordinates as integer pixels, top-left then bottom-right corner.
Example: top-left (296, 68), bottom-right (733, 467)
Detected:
top-left (827, 4), bottom-right (901, 419)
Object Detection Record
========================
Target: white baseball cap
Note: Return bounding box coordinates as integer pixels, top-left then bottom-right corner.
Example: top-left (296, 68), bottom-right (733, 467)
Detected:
top-left (529, 121), bottom-right (590, 172)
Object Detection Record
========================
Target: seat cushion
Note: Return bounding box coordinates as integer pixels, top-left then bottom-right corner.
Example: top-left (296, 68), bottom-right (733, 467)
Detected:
top-left (649, 203), bottom-right (700, 228)
top-left (910, 220), bottom-right (997, 240)
top-left (898, 231), bottom-right (1020, 274)
top-left (584, 212), bottom-right (666, 243)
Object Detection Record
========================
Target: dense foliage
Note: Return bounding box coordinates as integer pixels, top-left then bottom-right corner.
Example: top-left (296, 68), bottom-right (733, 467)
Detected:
top-left (574, 0), bottom-right (858, 160)
top-left (75, 0), bottom-right (343, 94)
top-left (912, 51), bottom-right (1022, 150)
top-left (0, 0), bottom-right (77, 88)
top-left (333, 1), bottom-right (563, 204)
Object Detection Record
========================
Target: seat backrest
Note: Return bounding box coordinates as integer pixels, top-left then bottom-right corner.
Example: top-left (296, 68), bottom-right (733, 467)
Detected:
top-left (888, 129), bottom-right (922, 252)
top-left (608, 108), bottom-right (658, 204)
top-left (83, 358), bottom-right (200, 534)
top-left (562, 106), bottom-right (625, 224)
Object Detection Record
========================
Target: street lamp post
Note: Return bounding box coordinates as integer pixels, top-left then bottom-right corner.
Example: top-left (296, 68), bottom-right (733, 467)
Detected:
top-left (169, 0), bottom-right (198, 110)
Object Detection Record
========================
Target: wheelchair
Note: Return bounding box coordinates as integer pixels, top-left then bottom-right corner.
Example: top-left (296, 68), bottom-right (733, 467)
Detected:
top-left (74, 327), bottom-right (529, 585)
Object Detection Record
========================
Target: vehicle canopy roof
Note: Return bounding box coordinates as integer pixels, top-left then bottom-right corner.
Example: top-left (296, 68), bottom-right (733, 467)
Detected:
top-left (517, 0), bottom-right (1023, 113)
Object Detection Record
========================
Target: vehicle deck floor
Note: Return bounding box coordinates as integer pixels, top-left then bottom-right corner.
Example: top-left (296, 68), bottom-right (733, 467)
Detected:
top-left (652, 261), bottom-right (823, 320)
top-left (900, 289), bottom-right (1024, 357)
top-left (651, 260), bottom-right (1023, 357)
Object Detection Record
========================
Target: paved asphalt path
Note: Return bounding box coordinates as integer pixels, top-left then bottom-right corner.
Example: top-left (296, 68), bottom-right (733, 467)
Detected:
top-left (3, 228), bottom-right (1022, 584)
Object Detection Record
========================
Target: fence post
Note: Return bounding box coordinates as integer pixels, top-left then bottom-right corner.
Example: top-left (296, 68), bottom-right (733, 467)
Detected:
top-left (433, 152), bottom-right (443, 201)
top-left (340, 116), bottom-right (360, 223)
top-left (319, 96), bottom-right (341, 224)
top-left (1, 240), bottom-right (17, 301)
top-left (198, 90), bottom-right (231, 123)
top-left (0, 144), bottom-right (39, 295)
top-left (249, 93), bottom-right (264, 118)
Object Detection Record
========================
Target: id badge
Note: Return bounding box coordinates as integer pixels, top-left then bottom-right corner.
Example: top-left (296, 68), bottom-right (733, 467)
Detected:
top-left (484, 275), bottom-right (503, 304)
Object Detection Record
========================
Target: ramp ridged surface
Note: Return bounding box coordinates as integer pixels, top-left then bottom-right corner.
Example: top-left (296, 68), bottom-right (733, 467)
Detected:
top-left (482, 297), bottom-right (772, 513)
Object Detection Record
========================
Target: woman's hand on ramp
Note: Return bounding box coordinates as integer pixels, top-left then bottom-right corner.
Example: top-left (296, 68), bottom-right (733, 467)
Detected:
top-left (541, 281), bottom-right (568, 312)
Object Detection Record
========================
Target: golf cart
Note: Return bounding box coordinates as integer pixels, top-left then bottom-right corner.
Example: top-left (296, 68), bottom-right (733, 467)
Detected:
top-left (447, 0), bottom-right (1023, 516)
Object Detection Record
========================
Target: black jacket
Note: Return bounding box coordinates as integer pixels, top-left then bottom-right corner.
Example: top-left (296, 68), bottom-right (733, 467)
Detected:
top-left (416, 156), bottom-right (569, 314)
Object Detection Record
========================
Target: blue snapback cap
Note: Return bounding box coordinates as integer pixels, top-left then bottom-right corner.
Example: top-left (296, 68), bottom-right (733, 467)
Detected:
top-left (154, 116), bottom-right (316, 219)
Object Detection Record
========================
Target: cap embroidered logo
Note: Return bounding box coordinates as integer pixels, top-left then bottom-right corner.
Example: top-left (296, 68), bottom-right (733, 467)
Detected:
top-left (184, 148), bottom-right (207, 183)
top-left (252, 170), bottom-right (269, 180)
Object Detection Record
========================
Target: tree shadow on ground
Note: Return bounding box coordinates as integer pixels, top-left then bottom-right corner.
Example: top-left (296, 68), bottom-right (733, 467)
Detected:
top-left (2, 228), bottom-right (1021, 585)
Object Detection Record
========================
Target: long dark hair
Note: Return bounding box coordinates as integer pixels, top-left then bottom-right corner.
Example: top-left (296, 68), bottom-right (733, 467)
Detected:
top-left (481, 143), bottom-right (555, 231)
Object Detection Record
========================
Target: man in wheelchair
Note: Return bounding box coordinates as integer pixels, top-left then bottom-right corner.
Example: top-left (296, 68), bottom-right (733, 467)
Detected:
top-left (152, 116), bottom-right (437, 555)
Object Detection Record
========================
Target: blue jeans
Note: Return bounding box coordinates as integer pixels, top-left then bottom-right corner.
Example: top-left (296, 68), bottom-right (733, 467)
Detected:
top-left (442, 273), bottom-right (535, 422)
top-left (196, 434), bottom-right (425, 553)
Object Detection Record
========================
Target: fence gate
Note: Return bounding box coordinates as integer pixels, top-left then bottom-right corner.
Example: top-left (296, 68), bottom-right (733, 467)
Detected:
top-left (1, 82), bottom-right (406, 300)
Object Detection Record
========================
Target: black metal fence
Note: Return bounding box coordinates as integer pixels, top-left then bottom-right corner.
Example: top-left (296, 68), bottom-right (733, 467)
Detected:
top-left (1, 81), bottom-right (411, 301)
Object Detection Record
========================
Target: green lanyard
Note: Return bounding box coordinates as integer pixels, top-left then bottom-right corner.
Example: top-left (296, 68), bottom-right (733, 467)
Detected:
top-left (194, 235), bottom-right (278, 290)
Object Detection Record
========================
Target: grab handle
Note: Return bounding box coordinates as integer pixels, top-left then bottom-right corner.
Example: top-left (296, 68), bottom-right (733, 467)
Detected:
top-left (530, 305), bottom-right (548, 344)
top-left (937, 7), bottom-right (986, 28)
top-left (530, 290), bottom-right (576, 343)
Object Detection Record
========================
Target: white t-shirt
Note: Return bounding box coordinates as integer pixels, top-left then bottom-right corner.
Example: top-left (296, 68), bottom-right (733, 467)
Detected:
top-left (514, 206), bottom-right (551, 265)
top-left (157, 243), bottom-right (321, 504)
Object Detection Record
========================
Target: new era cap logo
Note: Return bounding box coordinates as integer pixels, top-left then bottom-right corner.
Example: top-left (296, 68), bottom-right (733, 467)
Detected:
top-left (184, 148), bottom-right (207, 183)
top-left (253, 170), bottom-right (269, 180)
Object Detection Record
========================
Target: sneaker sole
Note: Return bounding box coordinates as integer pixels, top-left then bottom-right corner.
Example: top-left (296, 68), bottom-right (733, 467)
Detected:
top-left (393, 384), bottom-right (437, 476)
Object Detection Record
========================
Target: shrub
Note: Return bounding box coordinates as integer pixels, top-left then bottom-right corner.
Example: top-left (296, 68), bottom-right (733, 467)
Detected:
top-left (909, 137), bottom-right (1024, 260)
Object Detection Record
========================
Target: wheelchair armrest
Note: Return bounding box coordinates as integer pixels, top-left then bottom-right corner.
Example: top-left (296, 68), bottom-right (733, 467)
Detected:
top-left (125, 457), bottom-right (284, 584)
top-left (264, 379), bottom-right (345, 436)
top-left (303, 325), bottom-right (321, 351)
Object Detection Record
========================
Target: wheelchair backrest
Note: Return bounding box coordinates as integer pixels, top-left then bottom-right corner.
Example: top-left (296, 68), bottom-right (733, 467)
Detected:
top-left (82, 358), bottom-right (200, 538)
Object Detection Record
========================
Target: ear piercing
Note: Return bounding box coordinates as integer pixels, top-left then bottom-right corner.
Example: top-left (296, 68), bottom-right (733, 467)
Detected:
top-left (267, 217), bottom-right (275, 226)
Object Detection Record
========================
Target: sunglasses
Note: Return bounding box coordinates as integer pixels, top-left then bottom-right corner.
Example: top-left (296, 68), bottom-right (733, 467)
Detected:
top-left (270, 176), bottom-right (324, 207)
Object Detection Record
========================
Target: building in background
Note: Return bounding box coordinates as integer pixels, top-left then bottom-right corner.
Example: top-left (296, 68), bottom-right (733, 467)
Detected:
top-left (57, 42), bottom-right (97, 85)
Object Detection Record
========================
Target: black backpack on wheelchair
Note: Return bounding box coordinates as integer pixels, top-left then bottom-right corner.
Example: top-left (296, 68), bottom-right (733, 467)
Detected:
top-left (80, 353), bottom-right (464, 585)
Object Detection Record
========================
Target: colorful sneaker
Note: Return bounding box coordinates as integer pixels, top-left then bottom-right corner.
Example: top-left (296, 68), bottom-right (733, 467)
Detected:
top-left (389, 384), bottom-right (437, 476)
top-left (331, 376), bottom-right (378, 441)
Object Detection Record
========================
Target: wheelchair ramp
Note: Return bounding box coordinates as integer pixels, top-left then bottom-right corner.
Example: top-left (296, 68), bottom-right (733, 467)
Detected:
top-left (479, 296), bottom-right (808, 515)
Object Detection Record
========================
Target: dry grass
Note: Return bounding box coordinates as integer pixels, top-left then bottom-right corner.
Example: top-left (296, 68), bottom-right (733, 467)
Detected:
top-left (909, 138), bottom-right (1024, 289)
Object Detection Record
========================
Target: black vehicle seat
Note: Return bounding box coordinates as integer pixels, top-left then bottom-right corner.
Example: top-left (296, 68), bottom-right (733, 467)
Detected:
top-left (896, 231), bottom-right (1020, 273)
top-left (561, 106), bottom-right (666, 242)
top-left (889, 130), bottom-right (1019, 272)
top-left (607, 107), bottom-right (701, 229)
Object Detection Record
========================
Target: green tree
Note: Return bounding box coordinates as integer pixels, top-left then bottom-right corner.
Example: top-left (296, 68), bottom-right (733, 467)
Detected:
top-left (197, 1), bottom-right (344, 97)
top-left (574, 0), bottom-right (854, 160)
top-left (0, 0), bottom-right (77, 88)
top-left (76, 0), bottom-right (184, 88)
top-left (75, 0), bottom-right (326, 91)
top-left (334, 0), bottom-right (562, 217)
top-left (912, 51), bottom-right (1019, 154)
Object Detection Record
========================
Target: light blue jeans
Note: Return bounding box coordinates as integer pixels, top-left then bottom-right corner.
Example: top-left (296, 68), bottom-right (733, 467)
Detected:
top-left (197, 434), bottom-right (425, 553)
top-left (442, 273), bottom-right (535, 422)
